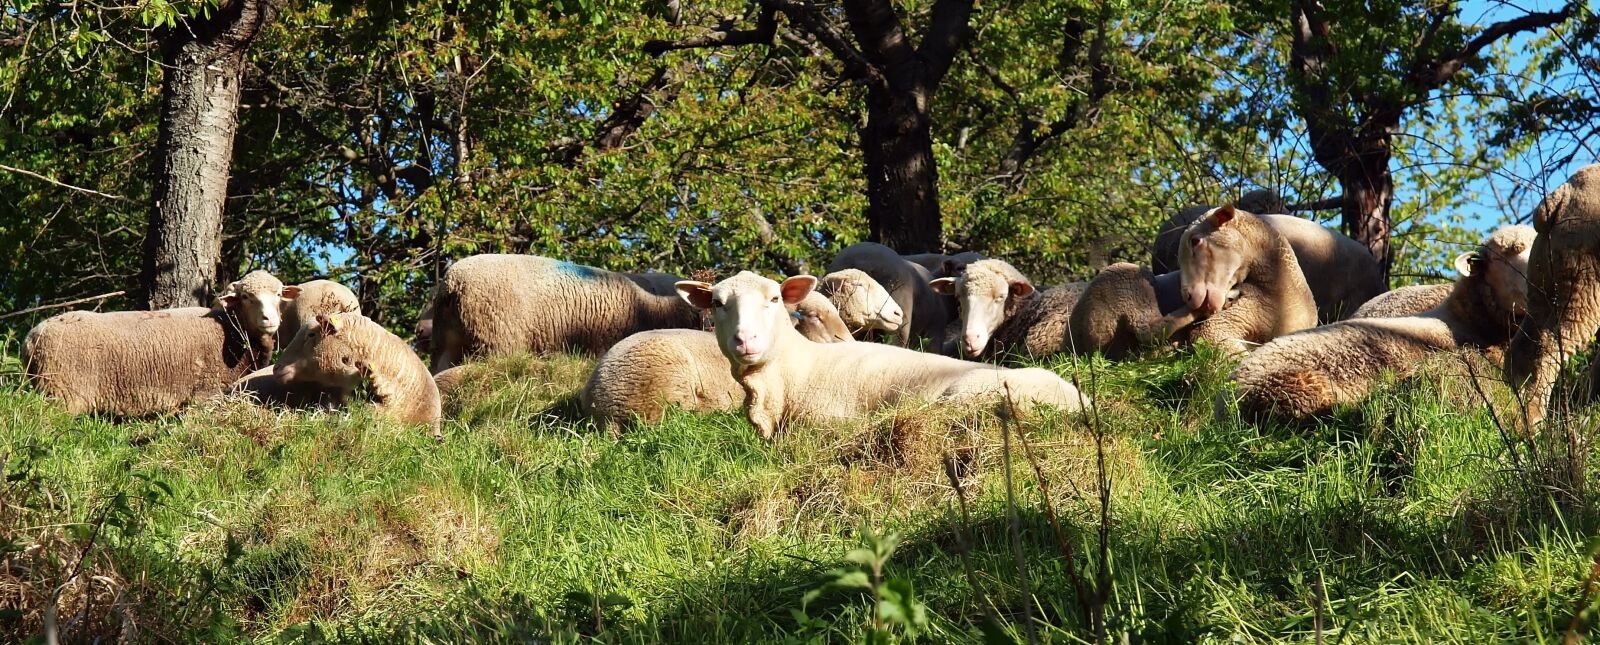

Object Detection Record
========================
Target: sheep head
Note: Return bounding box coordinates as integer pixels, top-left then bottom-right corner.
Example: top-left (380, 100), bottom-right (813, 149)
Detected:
top-left (929, 259), bottom-right (1035, 358)
top-left (790, 291), bottom-right (853, 343)
top-left (214, 270), bottom-right (299, 338)
top-left (1179, 205), bottom-right (1250, 317)
top-left (677, 271), bottom-right (816, 368)
top-left (275, 313), bottom-right (366, 391)
top-left (817, 269), bottom-right (904, 333)
top-left (1457, 224), bottom-right (1536, 319)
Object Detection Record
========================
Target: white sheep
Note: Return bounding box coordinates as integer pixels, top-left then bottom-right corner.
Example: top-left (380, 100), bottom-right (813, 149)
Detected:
top-left (274, 312), bottom-right (443, 438)
top-left (278, 279), bottom-right (361, 346)
top-left (1232, 225), bottom-right (1535, 420)
top-left (23, 271), bottom-right (297, 416)
top-left (928, 259), bottom-right (1088, 359)
top-left (815, 268), bottom-right (905, 337)
top-left (826, 242), bottom-right (955, 349)
top-left (426, 254), bottom-right (702, 372)
top-left (1177, 206), bottom-right (1320, 354)
top-left (1350, 284), bottom-right (1452, 319)
top-left (580, 291), bottom-right (856, 432)
top-left (674, 271), bottom-right (1089, 439)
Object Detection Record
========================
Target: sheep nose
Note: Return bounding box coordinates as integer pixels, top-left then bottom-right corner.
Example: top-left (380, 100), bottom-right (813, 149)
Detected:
top-left (963, 333), bottom-right (984, 356)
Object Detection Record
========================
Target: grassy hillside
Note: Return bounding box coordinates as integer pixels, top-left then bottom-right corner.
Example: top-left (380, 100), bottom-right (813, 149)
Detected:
top-left (3, 340), bottom-right (1600, 643)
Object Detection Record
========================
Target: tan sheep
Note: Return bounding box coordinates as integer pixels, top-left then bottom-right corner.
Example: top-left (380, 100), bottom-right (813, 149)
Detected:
top-left (827, 242), bottom-right (955, 349)
top-left (1506, 163), bottom-right (1600, 427)
top-left (228, 366), bottom-right (344, 409)
top-left (816, 269), bottom-right (905, 336)
top-left (427, 254), bottom-right (701, 372)
top-left (1233, 224), bottom-right (1535, 420)
top-left (927, 258), bottom-right (1089, 359)
top-left (23, 271), bottom-right (295, 416)
top-left (1178, 206), bottom-right (1320, 354)
top-left (1350, 284), bottom-right (1452, 319)
top-left (675, 271), bottom-right (1089, 439)
top-left (1066, 264), bottom-right (1221, 360)
top-left (581, 291), bottom-right (857, 432)
top-left (1152, 191), bottom-right (1383, 320)
top-left (274, 312), bottom-right (443, 438)
top-left (278, 279), bottom-right (360, 345)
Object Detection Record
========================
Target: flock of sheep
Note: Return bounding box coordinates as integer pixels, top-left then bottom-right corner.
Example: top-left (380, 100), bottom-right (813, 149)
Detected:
top-left (19, 164), bottom-right (1600, 439)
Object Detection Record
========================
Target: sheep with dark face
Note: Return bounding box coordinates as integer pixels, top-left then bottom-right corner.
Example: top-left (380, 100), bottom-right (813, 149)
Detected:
top-left (23, 271), bottom-right (296, 416)
top-left (1233, 225), bottom-right (1535, 420)
top-left (928, 259), bottom-right (1089, 359)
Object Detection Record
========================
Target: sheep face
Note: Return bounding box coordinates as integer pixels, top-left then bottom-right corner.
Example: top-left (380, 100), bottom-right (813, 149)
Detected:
top-left (1459, 224), bottom-right (1536, 318)
top-left (930, 263), bottom-right (1035, 358)
top-left (821, 269), bottom-right (904, 332)
top-left (791, 292), bottom-right (853, 342)
top-left (1179, 206), bottom-right (1248, 316)
top-left (274, 314), bottom-right (364, 390)
top-left (216, 271), bottom-right (299, 337)
top-left (678, 271), bottom-right (817, 368)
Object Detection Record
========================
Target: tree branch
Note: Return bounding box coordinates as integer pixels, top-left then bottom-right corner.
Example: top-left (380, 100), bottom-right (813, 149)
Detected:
top-left (0, 163), bottom-right (128, 201)
top-left (1408, 5), bottom-right (1575, 91)
top-left (1288, 195), bottom-right (1347, 212)
top-left (842, 0), bottom-right (912, 66)
top-left (917, 0), bottom-right (974, 87)
top-left (770, 0), bottom-right (889, 92)
top-left (548, 67), bottom-right (677, 166)
top-left (643, 6), bottom-right (778, 56)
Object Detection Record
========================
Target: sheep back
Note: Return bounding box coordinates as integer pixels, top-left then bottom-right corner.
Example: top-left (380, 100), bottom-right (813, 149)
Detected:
top-left (1068, 263), bottom-right (1163, 359)
top-left (276, 313), bottom-right (442, 436)
top-left (582, 329), bottom-right (743, 433)
top-left (1351, 284), bottom-right (1453, 319)
top-left (990, 281), bottom-right (1087, 358)
top-left (827, 242), bottom-right (952, 348)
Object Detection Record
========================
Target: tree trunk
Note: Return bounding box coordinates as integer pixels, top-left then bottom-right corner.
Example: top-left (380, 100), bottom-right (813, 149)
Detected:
top-left (861, 89), bottom-right (942, 254)
top-left (1334, 131), bottom-right (1395, 283)
top-left (141, 0), bottom-right (279, 309)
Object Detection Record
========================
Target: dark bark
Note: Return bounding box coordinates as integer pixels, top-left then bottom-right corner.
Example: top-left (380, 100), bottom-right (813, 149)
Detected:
top-left (646, 0), bottom-right (974, 255)
top-left (142, 0), bottom-right (280, 309)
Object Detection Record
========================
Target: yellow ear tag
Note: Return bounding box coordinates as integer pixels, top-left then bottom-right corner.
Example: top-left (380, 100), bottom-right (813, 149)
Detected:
top-left (325, 315), bottom-right (342, 331)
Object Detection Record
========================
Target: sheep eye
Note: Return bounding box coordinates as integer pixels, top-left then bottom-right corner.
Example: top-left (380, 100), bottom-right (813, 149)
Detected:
top-left (770, 296), bottom-right (780, 304)
top-left (1190, 237), bottom-right (1201, 247)
top-left (341, 356), bottom-right (352, 365)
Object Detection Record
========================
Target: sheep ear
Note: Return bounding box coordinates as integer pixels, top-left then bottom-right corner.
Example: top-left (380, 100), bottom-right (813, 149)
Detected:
top-left (929, 277), bottom-right (957, 295)
top-left (675, 281), bottom-right (716, 309)
top-left (280, 285), bottom-right (302, 300)
top-left (1455, 251), bottom-right (1481, 277)
top-left (318, 313), bottom-right (343, 335)
top-left (780, 275), bottom-right (817, 305)
top-left (1211, 205), bottom-right (1236, 226)
top-left (213, 293), bottom-right (239, 310)
top-left (1010, 281), bottom-right (1036, 298)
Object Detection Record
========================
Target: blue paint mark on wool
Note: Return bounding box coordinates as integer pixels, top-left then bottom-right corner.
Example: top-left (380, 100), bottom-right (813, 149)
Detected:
top-left (555, 261), bottom-right (601, 279)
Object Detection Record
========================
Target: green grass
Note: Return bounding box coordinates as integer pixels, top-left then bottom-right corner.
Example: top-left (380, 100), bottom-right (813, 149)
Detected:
top-left (4, 343), bottom-right (1600, 643)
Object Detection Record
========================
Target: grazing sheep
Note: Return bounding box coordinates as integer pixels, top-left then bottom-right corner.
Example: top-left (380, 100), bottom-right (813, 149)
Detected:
top-left (1178, 206), bottom-right (1319, 354)
top-left (427, 254), bottom-right (701, 372)
top-left (275, 313), bottom-right (443, 437)
top-left (581, 291), bottom-right (859, 432)
top-left (1153, 192), bottom-right (1383, 320)
top-left (815, 269), bottom-right (905, 336)
top-left (1350, 284), bottom-right (1452, 319)
top-left (827, 242), bottom-right (955, 349)
top-left (1506, 164), bottom-right (1600, 427)
top-left (675, 271), bottom-right (1089, 439)
top-left (928, 258), bottom-right (1089, 359)
top-left (1233, 224), bottom-right (1536, 420)
top-left (278, 279), bottom-right (360, 346)
top-left (23, 271), bottom-right (294, 416)
top-left (1066, 264), bottom-right (1223, 360)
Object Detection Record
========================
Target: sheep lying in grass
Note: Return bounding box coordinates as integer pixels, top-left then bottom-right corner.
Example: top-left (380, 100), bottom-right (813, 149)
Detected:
top-left (1153, 190), bottom-right (1383, 321)
top-left (581, 291), bottom-right (859, 432)
top-left (275, 312), bottom-right (442, 438)
top-left (427, 254), bottom-right (701, 372)
top-left (1066, 264), bottom-right (1227, 360)
top-left (278, 279), bottom-right (360, 346)
top-left (827, 242), bottom-right (955, 349)
top-left (1178, 206), bottom-right (1319, 354)
top-left (1506, 163), bottom-right (1600, 427)
top-left (1350, 284), bottom-right (1453, 319)
top-left (23, 271), bottom-right (296, 416)
top-left (1232, 224), bottom-right (1535, 421)
top-left (674, 271), bottom-right (1089, 439)
top-left (927, 259), bottom-right (1088, 359)
top-left (815, 269), bottom-right (904, 337)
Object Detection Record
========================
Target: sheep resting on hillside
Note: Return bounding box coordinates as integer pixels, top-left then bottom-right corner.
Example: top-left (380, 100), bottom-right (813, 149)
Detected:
top-left (1350, 284), bottom-right (1453, 319)
top-left (1067, 264), bottom-right (1229, 360)
top-left (275, 313), bottom-right (443, 438)
top-left (1177, 206), bottom-right (1319, 354)
top-left (426, 254), bottom-right (701, 372)
top-left (815, 268), bottom-right (904, 337)
top-left (24, 271), bottom-right (296, 416)
top-left (827, 242), bottom-right (955, 349)
top-left (928, 259), bottom-right (1088, 359)
top-left (674, 271), bottom-right (1088, 439)
top-left (1232, 224), bottom-right (1535, 420)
